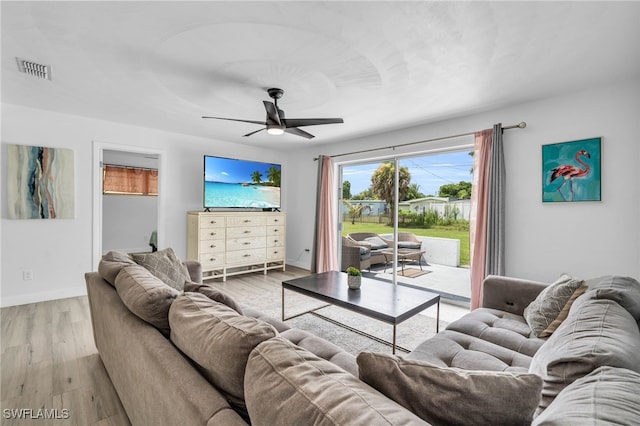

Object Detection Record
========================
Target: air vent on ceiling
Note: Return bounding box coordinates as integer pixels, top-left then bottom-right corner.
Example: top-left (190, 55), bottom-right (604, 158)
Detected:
top-left (16, 58), bottom-right (51, 80)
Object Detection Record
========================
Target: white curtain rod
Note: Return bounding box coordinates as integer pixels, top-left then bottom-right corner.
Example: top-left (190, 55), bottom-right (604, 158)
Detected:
top-left (316, 121), bottom-right (526, 160)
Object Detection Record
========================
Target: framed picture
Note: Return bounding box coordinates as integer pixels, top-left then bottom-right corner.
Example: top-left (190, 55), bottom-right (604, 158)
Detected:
top-left (542, 137), bottom-right (601, 202)
top-left (6, 144), bottom-right (75, 219)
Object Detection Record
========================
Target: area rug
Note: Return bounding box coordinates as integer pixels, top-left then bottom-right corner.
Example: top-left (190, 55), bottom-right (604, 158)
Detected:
top-left (224, 277), bottom-right (446, 355)
top-left (398, 268), bottom-right (431, 278)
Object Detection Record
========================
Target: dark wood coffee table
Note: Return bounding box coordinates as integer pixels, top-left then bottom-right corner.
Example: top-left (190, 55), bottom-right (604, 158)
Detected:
top-left (282, 271), bottom-right (440, 354)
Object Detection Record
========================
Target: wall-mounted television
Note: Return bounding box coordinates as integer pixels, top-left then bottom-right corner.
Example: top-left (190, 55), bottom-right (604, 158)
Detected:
top-left (204, 155), bottom-right (281, 210)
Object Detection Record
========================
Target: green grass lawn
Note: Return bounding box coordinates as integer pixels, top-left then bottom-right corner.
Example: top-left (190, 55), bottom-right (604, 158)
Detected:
top-left (342, 222), bottom-right (470, 266)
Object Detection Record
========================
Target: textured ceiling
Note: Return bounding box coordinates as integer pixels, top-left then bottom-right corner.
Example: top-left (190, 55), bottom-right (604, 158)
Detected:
top-left (2, 1), bottom-right (639, 149)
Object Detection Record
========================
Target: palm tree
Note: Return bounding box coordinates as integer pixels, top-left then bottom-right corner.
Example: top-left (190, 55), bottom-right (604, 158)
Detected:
top-left (251, 170), bottom-right (263, 184)
top-left (267, 166), bottom-right (280, 187)
top-left (343, 200), bottom-right (371, 224)
top-left (371, 162), bottom-right (410, 225)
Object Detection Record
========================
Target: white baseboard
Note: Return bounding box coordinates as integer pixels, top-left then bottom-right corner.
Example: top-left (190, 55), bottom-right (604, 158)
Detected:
top-left (0, 286), bottom-right (88, 308)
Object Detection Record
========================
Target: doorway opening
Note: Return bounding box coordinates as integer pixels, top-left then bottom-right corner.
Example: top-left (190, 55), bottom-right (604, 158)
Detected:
top-left (92, 142), bottom-right (164, 270)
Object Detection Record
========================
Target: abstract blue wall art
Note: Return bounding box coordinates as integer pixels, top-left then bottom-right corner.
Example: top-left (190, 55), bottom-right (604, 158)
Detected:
top-left (542, 137), bottom-right (601, 203)
top-left (6, 144), bottom-right (75, 219)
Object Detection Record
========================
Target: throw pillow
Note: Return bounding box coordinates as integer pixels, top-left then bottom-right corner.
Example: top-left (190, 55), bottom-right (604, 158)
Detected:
top-left (168, 293), bottom-right (277, 421)
top-left (244, 337), bottom-right (428, 426)
top-left (523, 273), bottom-right (584, 337)
top-left (357, 352), bottom-right (542, 426)
top-left (539, 280), bottom-right (588, 338)
top-left (132, 247), bottom-right (190, 291)
top-left (114, 264), bottom-right (180, 336)
top-left (183, 281), bottom-right (243, 314)
top-left (98, 250), bottom-right (136, 286)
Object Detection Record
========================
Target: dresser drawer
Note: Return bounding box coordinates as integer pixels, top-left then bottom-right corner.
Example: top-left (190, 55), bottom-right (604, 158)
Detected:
top-left (226, 248), bottom-right (266, 265)
top-left (200, 253), bottom-right (224, 269)
top-left (200, 216), bottom-right (225, 228)
top-left (266, 247), bottom-right (285, 261)
top-left (267, 236), bottom-right (285, 247)
top-left (227, 226), bottom-right (264, 239)
top-left (199, 228), bottom-right (225, 241)
top-left (199, 240), bottom-right (225, 254)
top-left (227, 236), bottom-right (266, 251)
top-left (267, 215), bottom-right (286, 226)
top-left (226, 216), bottom-right (267, 227)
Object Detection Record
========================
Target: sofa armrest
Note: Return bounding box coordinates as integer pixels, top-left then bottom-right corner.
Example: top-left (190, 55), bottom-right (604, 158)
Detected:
top-left (183, 260), bottom-right (203, 284)
top-left (482, 275), bottom-right (548, 316)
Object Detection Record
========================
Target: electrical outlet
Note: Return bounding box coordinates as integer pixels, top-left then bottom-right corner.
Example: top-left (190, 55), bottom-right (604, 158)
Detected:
top-left (22, 270), bottom-right (33, 281)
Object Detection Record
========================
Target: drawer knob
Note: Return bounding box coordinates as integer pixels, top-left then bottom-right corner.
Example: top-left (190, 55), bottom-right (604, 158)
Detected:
top-left (210, 232), bottom-right (216, 236)
top-left (243, 219), bottom-right (251, 223)
top-left (273, 240), bottom-right (279, 243)
top-left (243, 242), bottom-right (251, 245)
top-left (209, 257), bottom-right (215, 261)
top-left (243, 230), bottom-right (251, 234)
top-left (210, 244), bottom-right (215, 248)
top-left (210, 220), bottom-right (216, 224)
top-left (274, 229), bottom-right (279, 232)
top-left (243, 254), bottom-right (251, 257)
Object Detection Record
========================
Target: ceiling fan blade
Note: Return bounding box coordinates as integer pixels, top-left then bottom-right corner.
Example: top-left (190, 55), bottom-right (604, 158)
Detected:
top-left (263, 101), bottom-right (281, 125)
top-left (243, 128), bottom-right (266, 137)
top-left (285, 127), bottom-right (315, 139)
top-left (282, 118), bottom-right (344, 128)
top-left (202, 116), bottom-right (267, 126)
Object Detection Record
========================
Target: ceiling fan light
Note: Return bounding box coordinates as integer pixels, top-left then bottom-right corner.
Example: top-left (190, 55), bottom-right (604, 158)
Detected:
top-left (267, 125), bottom-right (285, 135)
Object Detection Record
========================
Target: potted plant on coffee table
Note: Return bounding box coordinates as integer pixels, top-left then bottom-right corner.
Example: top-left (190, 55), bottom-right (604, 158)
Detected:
top-left (346, 266), bottom-right (362, 290)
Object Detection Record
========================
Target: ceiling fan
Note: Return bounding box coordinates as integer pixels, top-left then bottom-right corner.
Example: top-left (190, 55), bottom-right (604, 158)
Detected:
top-left (202, 88), bottom-right (344, 139)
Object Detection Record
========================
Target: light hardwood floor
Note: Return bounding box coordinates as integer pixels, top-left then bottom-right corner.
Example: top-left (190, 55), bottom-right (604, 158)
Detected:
top-left (0, 267), bottom-right (468, 426)
top-left (1, 296), bottom-right (130, 426)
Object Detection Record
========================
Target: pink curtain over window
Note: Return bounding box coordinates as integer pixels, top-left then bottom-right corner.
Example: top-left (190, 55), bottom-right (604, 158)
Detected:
top-left (314, 155), bottom-right (339, 272)
top-left (469, 129), bottom-right (493, 309)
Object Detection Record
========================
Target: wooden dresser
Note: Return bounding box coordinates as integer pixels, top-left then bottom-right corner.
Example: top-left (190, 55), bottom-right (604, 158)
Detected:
top-left (187, 211), bottom-right (286, 281)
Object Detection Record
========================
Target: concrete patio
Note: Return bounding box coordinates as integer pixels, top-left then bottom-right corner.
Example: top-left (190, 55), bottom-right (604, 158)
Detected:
top-left (363, 261), bottom-right (471, 307)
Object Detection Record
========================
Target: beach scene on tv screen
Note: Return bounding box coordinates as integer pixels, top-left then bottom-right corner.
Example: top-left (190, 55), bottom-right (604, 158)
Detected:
top-left (204, 156), bottom-right (281, 208)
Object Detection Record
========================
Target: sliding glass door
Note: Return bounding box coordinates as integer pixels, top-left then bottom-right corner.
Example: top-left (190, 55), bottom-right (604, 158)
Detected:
top-left (339, 150), bottom-right (472, 304)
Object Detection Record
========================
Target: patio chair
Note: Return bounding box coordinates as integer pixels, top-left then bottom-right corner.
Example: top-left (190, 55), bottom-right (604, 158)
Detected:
top-left (346, 232), bottom-right (390, 266)
top-left (341, 236), bottom-right (372, 272)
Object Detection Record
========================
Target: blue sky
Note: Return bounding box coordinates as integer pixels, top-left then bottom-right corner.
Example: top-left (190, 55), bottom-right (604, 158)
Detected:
top-left (205, 156), bottom-right (280, 183)
top-left (342, 150), bottom-right (473, 197)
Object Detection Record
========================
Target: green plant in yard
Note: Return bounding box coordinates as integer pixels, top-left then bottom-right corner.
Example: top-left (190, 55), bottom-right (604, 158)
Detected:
top-left (346, 266), bottom-right (362, 276)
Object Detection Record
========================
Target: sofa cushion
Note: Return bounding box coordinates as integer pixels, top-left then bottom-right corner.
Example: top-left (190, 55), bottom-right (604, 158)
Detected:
top-left (538, 280), bottom-right (588, 338)
top-left (364, 236), bottom-right (388, 249)
top-left (244, 337), bottom-right (429, 426)
top-left (585, 275), bottom-right (640, 321)
top-left (168, 293), bottom-right (277, 420)
top-left (398, 241), bottom-right (422, 249)
top-left (183, 281), bottom-right (243, 314)
top-left (529, 294), bottom-right (640, 413)
top-left (114, 264), bottom-right (179, 336)
top-left (411, 307), bottom-right (545, 371)
top-left (279, 328), bottom-right (358, 376)
top-left (357, 352), bottom-right (542, 426)
top-left (98, 250), bottom-right (136, 286)
top-left (523, 273), bottom-right (584, 337)
top-left (132, 247), bottom-right (190, 291)
top-left (532, 366), bottom-right (640, 425)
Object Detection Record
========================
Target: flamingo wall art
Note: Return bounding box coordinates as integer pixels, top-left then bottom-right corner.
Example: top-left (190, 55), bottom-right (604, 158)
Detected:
top-left (542, 137), bottom-right (601, 202)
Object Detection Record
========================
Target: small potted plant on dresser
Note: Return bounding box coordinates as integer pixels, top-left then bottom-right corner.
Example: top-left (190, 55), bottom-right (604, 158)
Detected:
top-left (346, 266), bottom-right (362, 290)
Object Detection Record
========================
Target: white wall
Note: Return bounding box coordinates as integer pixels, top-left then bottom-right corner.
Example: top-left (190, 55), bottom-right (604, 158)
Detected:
top-left (102, 195), bottom-right (158, 253)
top-left (2, 78), bottom-right (638, 306)
top-left (286, 78), bottom-right (640, 283)
top-left (0, 104), bottom-right (290, 306)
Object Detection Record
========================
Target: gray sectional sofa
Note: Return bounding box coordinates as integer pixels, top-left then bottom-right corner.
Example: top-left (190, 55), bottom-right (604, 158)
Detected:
top-left (86, 250), bottom-right (640, 425)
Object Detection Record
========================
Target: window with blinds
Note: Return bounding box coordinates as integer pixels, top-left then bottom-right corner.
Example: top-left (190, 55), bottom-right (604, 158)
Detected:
top-left (103, 165), bottom-right (158, 195)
